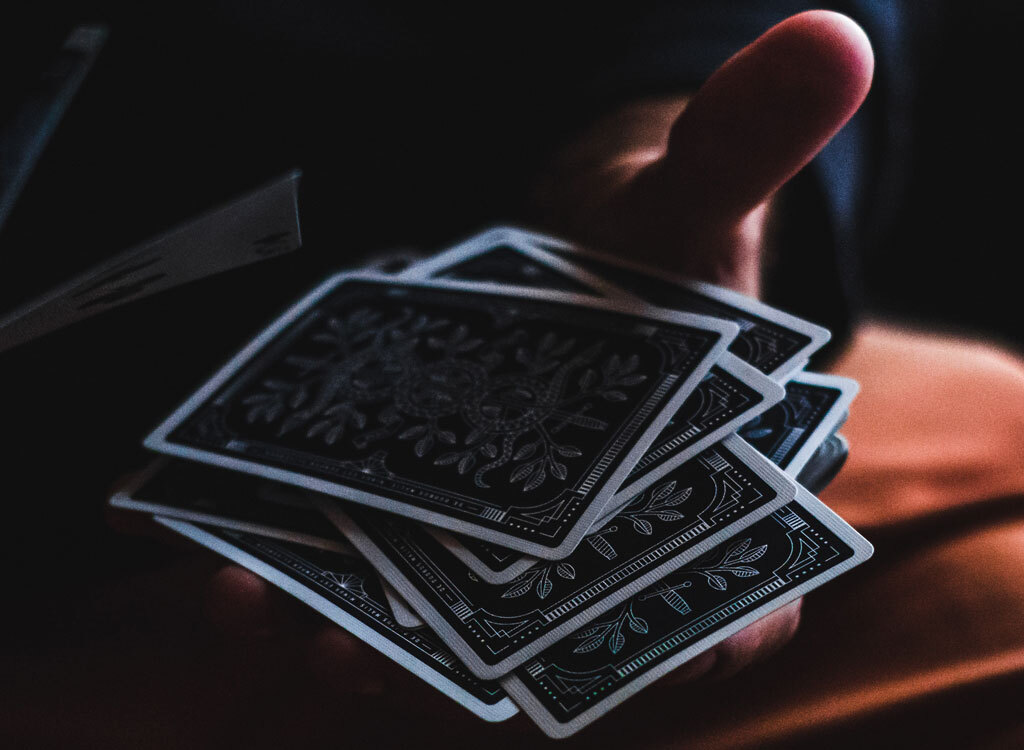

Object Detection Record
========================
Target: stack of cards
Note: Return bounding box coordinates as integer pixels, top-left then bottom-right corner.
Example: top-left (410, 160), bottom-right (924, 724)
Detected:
top-left (110, 227), bottom-right (872, 738)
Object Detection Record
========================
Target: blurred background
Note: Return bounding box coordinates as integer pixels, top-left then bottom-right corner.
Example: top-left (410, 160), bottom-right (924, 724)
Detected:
top-left (1, 2), bottom-right (1023, 748)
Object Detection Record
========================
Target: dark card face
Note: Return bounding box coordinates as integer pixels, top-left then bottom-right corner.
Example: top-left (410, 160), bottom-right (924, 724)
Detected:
top-left (456, 535), bottom-right (526, 573)
top-left (541, 247), bottom-right (828, 378)
top-left (159, 520), bottom-right (515, 720)
top-left (328, 438), bottom-right (793, 678)
top-left (738, 378), bottom-right (846, 471)
top-left (148, 275), bottom-right (735, 558)
top-left (616, 362), bottom-right (775, 498)
top-left (504, 492), bottom-right (872, 737)
top-left (400, 232), bottom-right (782, 566)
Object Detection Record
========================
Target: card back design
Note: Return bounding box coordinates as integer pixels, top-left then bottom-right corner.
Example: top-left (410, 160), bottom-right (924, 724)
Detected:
top-left (155, 518), bottom-right (516, 721)
top-left (738, 371), bottom-right (857, 474)
top-left (534, 244), bottom-right (829, 379)
top-left (503, 489), bottom-right (872, 737)
top-left (326, 437), bottom-right (794, 678)
top-left (148, 275), bottom-right (736, 558)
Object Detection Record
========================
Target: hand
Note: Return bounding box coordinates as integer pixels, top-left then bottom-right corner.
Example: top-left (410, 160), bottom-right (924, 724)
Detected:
top-left (200, 6), bottom-right (873, 719)
top-left (526, 9), bottom-right (873, 685)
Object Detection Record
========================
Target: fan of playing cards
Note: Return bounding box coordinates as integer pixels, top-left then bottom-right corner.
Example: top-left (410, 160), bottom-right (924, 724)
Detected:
top-left (110, 226), bottom-right (871, 739)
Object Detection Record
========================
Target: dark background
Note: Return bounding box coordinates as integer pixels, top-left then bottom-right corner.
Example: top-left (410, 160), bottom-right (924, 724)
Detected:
top-left (0, 1), bottom-right (1021, 743)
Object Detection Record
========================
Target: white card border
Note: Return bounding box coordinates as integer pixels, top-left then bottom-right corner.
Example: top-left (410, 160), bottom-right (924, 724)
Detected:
top-left (109, 459), bottom-right (355, 554)
top-left (319, 434), bottom-right (796, 680)
top-left (154, 516), bottom-right (518, 722)
top-left (512, 232), bottom-right (832, 380)
top-left (762, 370), bottom-right (859, 476)
top-left (145, 270), bottom-right (739, 560)
top-left (502, 485), bottom-right (873, 738)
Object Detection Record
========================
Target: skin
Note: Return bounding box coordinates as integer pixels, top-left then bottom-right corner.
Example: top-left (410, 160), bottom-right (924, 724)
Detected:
top-left (150, 6), bottom-right (876, 723)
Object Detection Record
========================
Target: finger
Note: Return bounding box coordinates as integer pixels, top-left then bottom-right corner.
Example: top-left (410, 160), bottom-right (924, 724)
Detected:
top-left (306, 626), bottom-right (399, 696)
top-left (658, 598), bottom-right (802, 687)
top-left (706, 598), bottom-right (803, 680)
top-left (204, 565), bottom-right (280, 640)
top-left (658, 10), bottom-right (874, 223)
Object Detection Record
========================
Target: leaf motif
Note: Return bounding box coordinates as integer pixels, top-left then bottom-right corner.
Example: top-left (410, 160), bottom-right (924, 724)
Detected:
top-left (325, 424), bottom-right (344, 445)
top-left (414, 434), bottom-right (433, 457)
top-left (513, 442), bottom-right (538, 461)
top-left (651, 481), bottom-right (677, 502)
top-left (288, 388), bottom-right (308, 409)
top-left (523, 466), bottom-right (547, 492)
top-left (537, 576), bottom-right (553, 599)
top-left (277, 413), bottom-right (307, 436)
top-left (707, 573), bottom-right (728, 591)
top-left (573, 624), bottom-right (606, 639)
top-left (738, 545), bottom-right (768, 563)
top-left (556, 563), bottom-right (575, 580)
top-left (458, 454), bottom-right (475, 475)
top-left (556, 445), bottom-right (582, 458)
top-left (730, 566), bottom-right (759, 578)
top-left (573, 636), bottom-right (605, 654)
top-left (628, 614), bottom-right (649, 634)
top-left (624, 354), bottom-right (639, 372)
top-left (578, 369), bottom-right (596, 391)
top-left (603, 390), bottom-right (627, 402)
top-left (631, 518), bottom-right (653, 535)
top-left (510, 462), bottom-right (534, 483)
top-left (307, 421), bottom-right (329, 438)
top-left (434, 452), bottom-right (462, 466)
top-left (618, 373), bottom-right (647, 386)
top-left (480, 443), bottom-right (498, 458)
top-left (726, 538), bottom-right (751, 558)
top-left (466, 426), bottom-right (489, 446)
top-left (352, 410), bottom-right (367, 429)
top-left (264, 402), bottom-right (284, 422)
top-left (550, 460), bottom-right (567, 480)
top-left (437, 430), bottom-right (456, 445)
top-left (587, 533), bottom-right (617, 560)
top-left (661, 486), bottom-right (692, 507)
top-left (609, 630), bottom-right (626, 654)
top-left (660, 588), bottom-right (692, 616)
top-left (399, 425), bottom-right (427, 440)
top-left (501, 577), bottom-right (535, 599)
top-left (654, 510), bottom-right (685, 522)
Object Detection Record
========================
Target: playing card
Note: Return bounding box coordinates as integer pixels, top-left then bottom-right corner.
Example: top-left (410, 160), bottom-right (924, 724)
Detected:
top-left (154, 517), bottom-right (517, 721)
top-left (428, 370), bottom-right (854, 587)
top-left (399, 226), bottom-right (626, 297)
top-left (795, 432), bottom-right (849, 494)
top-left (525, 239), bottom-right (830, 380)
top-left (737, 371), bottom-right (857, 475)
top-left (502, 486), bottom-right (873, 738)
top-left (0, 171), bottom-right (301, 353)
top-left (109, 458), bottom-right (350, 552)
top-left (381, 579), bottom-right (424, 628)
top-left (146, 272), bottom-right (738, 559)
top-left (424, 528), bottom-right (541, 586)
top-left (321, 435), bottom-right (795, 679)
top-left (400, 228), bottom-right (783, 575)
